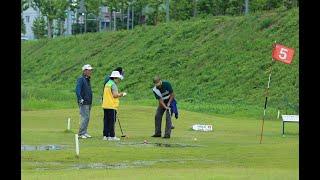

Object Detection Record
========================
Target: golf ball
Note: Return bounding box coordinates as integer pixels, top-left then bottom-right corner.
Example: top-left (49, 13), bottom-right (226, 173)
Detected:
top-left (194, 138), bottom-right (197, 141)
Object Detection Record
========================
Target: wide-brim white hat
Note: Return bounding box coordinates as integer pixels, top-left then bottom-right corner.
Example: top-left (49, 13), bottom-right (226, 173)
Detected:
top-left (110, 71), bottom-right (123, 79)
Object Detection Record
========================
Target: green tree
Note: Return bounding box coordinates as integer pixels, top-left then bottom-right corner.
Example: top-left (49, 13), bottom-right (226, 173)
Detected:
top-left (145, 0), bottom-right (164, 25)
top-left (264, 0), bottom-right (281, 10)
top-left (196, 0), bottom-right (233, 16)
top-left (171, 0), bottom-right (193, 21)
top-left (55, 0), bottom-right (69, 36)
top-left (213, 0), bottom-right (229, 15)
top-left (85, 13), bottom-right (99, 32)
top-left (197, 0), bottom-right (218, 16)
top-left (226, 0), bottom-right (243, 16)
top-left (32, 0), bottom-right (68, 38)
top-left (283, 0), bottom-right (298, 9)
top-left (32, 16), bottom-right (47, 39)
top-left (135, 0), bottom-right (150, 25)
top-left (249, 0), bottom-right (267, 12)
top-left (53, 20), bottom-right (65, 36)
top-left (21, 17), bottom-right (26, 35)
top-left (86, 0), bottom-right (103, 32)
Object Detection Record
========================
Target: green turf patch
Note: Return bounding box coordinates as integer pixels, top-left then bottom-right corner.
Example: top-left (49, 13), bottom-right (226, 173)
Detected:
top-left (22, 105), bottom-right (298, 179)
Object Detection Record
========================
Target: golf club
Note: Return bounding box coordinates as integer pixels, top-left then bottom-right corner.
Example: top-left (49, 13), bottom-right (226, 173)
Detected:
top-left (117, 116), bottom-right (126, 137)
top-left (167, 108), bottom-right (174, 129)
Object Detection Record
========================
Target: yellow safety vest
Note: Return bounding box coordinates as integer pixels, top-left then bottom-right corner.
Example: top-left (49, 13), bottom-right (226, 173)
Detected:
top-left (102, 80), bottom-right (119, 110)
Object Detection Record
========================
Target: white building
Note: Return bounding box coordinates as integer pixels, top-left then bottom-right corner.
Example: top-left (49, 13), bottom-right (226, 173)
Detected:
top-left (99, 6), bottom-right (111, 31)
top-left (22, 6), bottom-right (73, 40)
top-left (22, 6), bottom-right (41, 40)
top-left (22, 5), bottom-right (112, 40)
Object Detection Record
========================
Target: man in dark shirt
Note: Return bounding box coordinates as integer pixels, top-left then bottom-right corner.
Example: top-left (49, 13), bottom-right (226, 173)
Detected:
top-left (151, 76), bottom-right (175, 138)
top-left (75, 64), bottom-right (93, 139)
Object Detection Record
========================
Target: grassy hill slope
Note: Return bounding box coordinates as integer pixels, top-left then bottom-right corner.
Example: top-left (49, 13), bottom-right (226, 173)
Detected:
top-left (22, 8), bottom-right (299, 117)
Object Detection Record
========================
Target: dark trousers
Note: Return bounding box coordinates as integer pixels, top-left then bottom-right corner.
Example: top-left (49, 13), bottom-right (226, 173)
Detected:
top-left (154, 106), bottom-right (172, 137)
top-left (103, 109), bottom-right (117, 137)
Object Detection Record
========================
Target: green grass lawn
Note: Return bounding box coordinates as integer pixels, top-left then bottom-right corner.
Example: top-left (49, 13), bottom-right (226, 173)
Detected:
top-left (22, 8), bottom-right (299, 114)
top-left (21, 104), bottom-right (298, 179)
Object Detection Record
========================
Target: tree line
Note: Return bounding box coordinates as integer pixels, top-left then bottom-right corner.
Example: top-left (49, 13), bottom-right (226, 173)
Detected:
top-left (21, 0), bottom-right (298, 39)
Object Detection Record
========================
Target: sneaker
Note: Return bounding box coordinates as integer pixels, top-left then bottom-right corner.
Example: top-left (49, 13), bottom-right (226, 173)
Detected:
top-left (171, 126), bottom-right (175, 129)
top-left (84, 133), bottom-right (92, 138)
top-left (151, 134), bottom-right (161, 137)
top-left (163, 135), bottom-right (170, 139)
top-left (103, 136), bottom-right (110, 140)
top-left (79, 135), bottom-right (87, 139)
top-left (108, 137), bottom-right (120, 141)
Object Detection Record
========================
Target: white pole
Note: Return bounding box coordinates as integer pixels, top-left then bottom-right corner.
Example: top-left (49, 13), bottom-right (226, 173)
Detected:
top-left (67, 118), bottom-right (71, 130)
top-left (245, 0), bottom-right (249, 15)
top-left (113, 10), bottom-right (116, 31)
top-left (166, 0), bottom-right (169, 22)
top-left (75, 134), bottom-right (79, 157)
top-left (127, 4), bottom-right (130, 30)
top-left (277, 110), bottom-right (280, 119)
top-left (131, 4), bottom-right (134, 29)
top-left (267, 73), bottom-right (271, 89)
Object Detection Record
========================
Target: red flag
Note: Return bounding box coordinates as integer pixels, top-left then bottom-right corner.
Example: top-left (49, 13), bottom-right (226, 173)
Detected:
top-left (272, 44), bottom-right (295, 64)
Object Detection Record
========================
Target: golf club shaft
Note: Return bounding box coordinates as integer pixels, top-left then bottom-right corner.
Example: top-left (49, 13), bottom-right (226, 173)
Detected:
top-left (167, 108), bottom-right (173, 127)
top-left (117, 117), bottom-right (125, 136)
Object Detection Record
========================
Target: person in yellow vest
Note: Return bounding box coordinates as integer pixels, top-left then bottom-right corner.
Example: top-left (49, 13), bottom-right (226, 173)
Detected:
top-left (102, 71), bottom-right (127, 141)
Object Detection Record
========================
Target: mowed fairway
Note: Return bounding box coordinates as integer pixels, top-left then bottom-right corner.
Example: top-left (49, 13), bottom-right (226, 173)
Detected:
top-left (21, 104), bottom-right (298, 179)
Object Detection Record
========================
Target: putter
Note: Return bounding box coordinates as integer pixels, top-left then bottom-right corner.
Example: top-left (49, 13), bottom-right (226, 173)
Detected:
top-left (167, 108), bottom-right (174, 129)
top-left (117, 117), bottom-right (126, 138)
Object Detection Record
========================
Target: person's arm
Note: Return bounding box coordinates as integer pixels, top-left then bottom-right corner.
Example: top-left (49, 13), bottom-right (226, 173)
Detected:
top-left (112, 91), bottom-right (125, 98)
top-left (166, 82), bottom-right (174, 107)
top-left (167, 92), bottom-right (175, 107)
top-left (75, 78), bottom-right (84, 104)
top-left (111, 83), bottom-right (125, 98)
top-left (159, 99), bottom-right (169, 109)
top-left (153, 90), bottom-right (168, 109)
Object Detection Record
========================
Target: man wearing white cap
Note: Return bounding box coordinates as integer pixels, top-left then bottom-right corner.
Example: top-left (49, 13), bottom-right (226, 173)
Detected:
top-left (102, 71), bottom-right (127, 141)
top-left (151, 76), bottom-right (175, 138)
top-left (75, 64), bottom-right (93, 139)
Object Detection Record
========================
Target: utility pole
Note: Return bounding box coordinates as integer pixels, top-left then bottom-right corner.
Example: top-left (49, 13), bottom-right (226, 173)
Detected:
top-left (99, 13), bottom-right (101, 32)
top-left (109, 8), bottom-right (112, 31)
top-left (131, 3), bottom-right (134, 29)
top-left (66, 7), bottom-right (72, 35)
top-left (245, 0), bottom-right (249, 15)
top-left (127, 3), bottom-right (130, 30)
top-left (113, 9), bottom-right (116, 31)
top-left (84, 12), bottom-right (87, 32)
top-left (79, 0), bottom-right (86, 33)
top-left (166, 0), bottom-right (170, 22)
top-left (193, 0), bottom-right (197, 17)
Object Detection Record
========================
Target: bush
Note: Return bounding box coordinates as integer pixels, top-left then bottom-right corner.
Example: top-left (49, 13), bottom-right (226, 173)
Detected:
top-left (259, 18), bottom-right (273, 30)
top-left (32, 16), bottom-right (47, 39)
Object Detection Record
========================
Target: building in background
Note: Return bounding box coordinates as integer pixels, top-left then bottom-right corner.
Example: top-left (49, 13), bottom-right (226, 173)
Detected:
top-left (22, 5), bottom-right (111, 40)
top-left (22, 6), bottom-right (41, 40)
top-left (99, 6), bottom-right (111, 31)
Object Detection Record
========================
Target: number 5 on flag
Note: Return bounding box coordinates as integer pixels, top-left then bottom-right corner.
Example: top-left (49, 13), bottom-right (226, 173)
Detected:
top-left (272, 44), bottom-right (295, 64)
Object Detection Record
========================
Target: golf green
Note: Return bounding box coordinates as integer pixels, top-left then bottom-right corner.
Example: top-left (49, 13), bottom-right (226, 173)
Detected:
top-left (22, 105), bottom-right (298, 179)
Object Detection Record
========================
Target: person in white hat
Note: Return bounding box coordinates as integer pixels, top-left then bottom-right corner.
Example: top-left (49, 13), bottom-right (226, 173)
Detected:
top-left (101, 67), bottom-right (124, 101)
top-left (75, 64), bottom-right (93, 139)
top-left (102, 71), bottom-right (127, 141)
